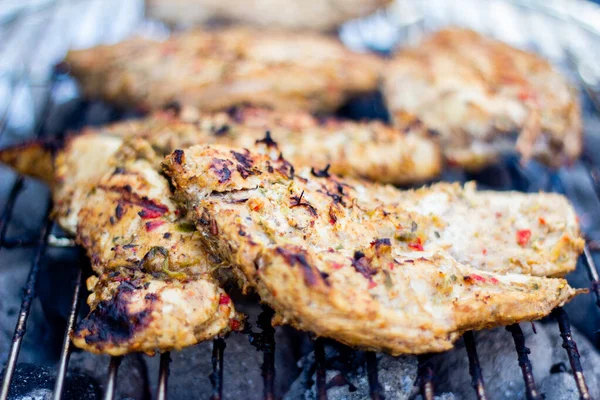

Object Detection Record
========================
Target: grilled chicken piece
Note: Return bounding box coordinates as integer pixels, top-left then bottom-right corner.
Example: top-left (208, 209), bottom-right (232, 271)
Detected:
top-left (382, 28), bottom-right (582, 170)
top-left (64, 27), bottom-right (383, 113)
top-left (94, 106), bottom-right (440, 185)
top-left (164, 145), bottom-right (581, 354)
top-left (0, 136), bottom-right (241, 355)
top-left (147, 0), bottom-right (392, 31)
top-left (357, 182), bottom-right (583, 277)
top-left (72, 141), bottom-right (241, 355)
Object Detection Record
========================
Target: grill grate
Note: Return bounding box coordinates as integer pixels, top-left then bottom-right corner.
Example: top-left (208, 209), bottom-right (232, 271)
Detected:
top-left (1, 1), bottom-right (600, 399)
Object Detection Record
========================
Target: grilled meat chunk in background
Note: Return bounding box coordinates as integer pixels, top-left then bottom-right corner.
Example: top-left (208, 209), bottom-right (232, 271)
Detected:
top-left (383, 28), bottom-right (582, 170)
top-left (147, 0), bottom-right (393, 31)
top-left (163, 145), bottom-right (582, 355)
top-left (64, 27), bottom-right (383, 113)
top-left (94, 106), bottom-right (440, 185)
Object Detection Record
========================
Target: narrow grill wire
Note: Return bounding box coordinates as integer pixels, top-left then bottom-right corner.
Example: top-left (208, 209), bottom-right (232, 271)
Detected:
top-left (0, 1), bottom-right (599, 399)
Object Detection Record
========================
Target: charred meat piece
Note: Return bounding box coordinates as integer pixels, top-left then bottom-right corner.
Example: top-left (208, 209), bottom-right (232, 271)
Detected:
top-left (383, 28), bottom-right (582, 169)
top-left (64, 27), bottom-right (383, 113)
top-left (147, 0), bottom-right (393, 31)
top-left (0, 137), bottom-right (241, 355)
top-left (163, 145), bottom-right (582, 355)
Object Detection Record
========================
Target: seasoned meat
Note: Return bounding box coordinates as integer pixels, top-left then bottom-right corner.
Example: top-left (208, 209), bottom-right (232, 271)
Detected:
top-left (147, 0), bottom-right (392, 31)
top-left (356, 182), bottom-right (583, 277)
top-left (0, 137), bottom-right (242, 355)
top-left (64, 27), bottom-right (383, 113)
top-left (163, 145), bottom-right (582, 355)
top-left (95, 106), bottom-right (440, 185)
top-left (382, 28), bottom-right (582, 170)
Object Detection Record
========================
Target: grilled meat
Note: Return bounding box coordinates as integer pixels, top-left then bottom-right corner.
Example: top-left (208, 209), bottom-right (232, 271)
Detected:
top-left (382, 28), bottom-right (582, 170)
top-left (0, 136), bottom-right (242, 355)
top-left (147, 0), bottom-right (392, 31)
top-left (164, 145), bottom-right (581, 354)
top-left (0, 103), bottom-right (439, 353)
top-left (360, 182), bottom-right (583, 277)
top-left (94, 106), bottom-right (440, 185)
top-left (64, 27), bottom-right (383, 113)
top-left (71, 141), bottom-right (242, 355)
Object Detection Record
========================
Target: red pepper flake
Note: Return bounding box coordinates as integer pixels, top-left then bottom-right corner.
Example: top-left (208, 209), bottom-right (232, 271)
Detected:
top-left (482, 248), bottom-right (487, 255)
top-left (138, 208), bottom-right (166, 219)
top-left (490, 277), bottom-right (499, 285)
top-left (465, 274), bottom-right (486, 283)
top-left (516, 229), bottom-right (531, 246)
top-left (219, 294), bottom-right (231, 305)
top-left (408, 237), bottom-right (424, 251)
top-left (517, 88), bottom-right (535, 102)
top-left (331, 263), bottom-right (343, 270)
top-left (495, 212), bottom-right (502, 218)
top-left (538, 217), bottom-right (546, 225)
top-left (368, 280), bottom-right (377, 289)
top-left (229, 319), bottom-right (241, 331)
top-left (145, 220), bottom-right (165, 232)
top-left (389, 262), bottom-right (395, 271)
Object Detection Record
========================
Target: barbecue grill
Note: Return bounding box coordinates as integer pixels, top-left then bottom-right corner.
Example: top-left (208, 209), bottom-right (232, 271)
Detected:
top-left (1, 0), bottom-right (600, 399)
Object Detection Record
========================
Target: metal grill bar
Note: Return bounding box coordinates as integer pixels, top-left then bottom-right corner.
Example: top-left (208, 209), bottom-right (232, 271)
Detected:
top-left (0, 211), bottom-right (51, 400)
top-left (582, 245), bottom-right (600, 309)
top-left (103, 356), bottom-right (122, 400)
top-left (417, 355), bottom-right (434, 400)
top-left (157, 352), bottom-right (171, 400)
top-left (0, 177), bottom-right (23, 244)
top-left (210, 338), bottom-right (225, 400)
top-left (463, 331), bottom-right (488, 400)
top-left (52, 268), bottom-right (83, 400)
top-left (314, 339), bottom-right (327, 400)
top-left (506, 324), bottom-right (541, 400)
top-left (553, 307), bottom-right (591, 399)
top-left (260, 315), bottom-right (275, 400)
top-left (365, 352), bottom-right (381, 400)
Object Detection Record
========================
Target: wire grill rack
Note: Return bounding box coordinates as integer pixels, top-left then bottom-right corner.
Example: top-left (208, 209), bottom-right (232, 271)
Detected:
top-left (1, 0), bottom-right (600, 399)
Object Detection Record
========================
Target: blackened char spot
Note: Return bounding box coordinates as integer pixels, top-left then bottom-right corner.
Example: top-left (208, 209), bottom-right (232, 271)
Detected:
top-left (352, 251), bottom-right (377, 279)
top-left (74, 281), bottom-right (152, 345)
top-left (173, 149), bottom-right (184, 165)
top-left (213, 125), bottom-right (230, 136)
top-left (255, 131), bottom-right (278, 148)
top-left (115, 202), bottom-right (124, 220)
top-left (145, 293), bottom-right (158, 302)
top-left (231, 150), bottom-right (261, 179)
top-left (277, 153), bottom-right (294, 180)
top-left (311, 164), bottom-right (331, 178)
top-left (163, 101), bottom-right (181, 116)
top-left (290, 190), bottom-right (318, 217)
top-left (210, 158), bottom-right (233, 183)
top-left (231, 150), bottom-right (253, 169)
top-left (371, 238), bottom-right (391, 248)
top-left (276, 247), bottom-right (328, 287)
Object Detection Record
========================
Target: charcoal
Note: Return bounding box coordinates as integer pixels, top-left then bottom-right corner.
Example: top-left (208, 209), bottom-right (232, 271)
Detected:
top-left (430, 322), bottom-right (600, 400)
top-left (145, 300), bottom-right (301, 400)
top-left (2, 363), bottom-right (99, 400)
top-left (69, 352), bottom-right (149, 400)
top-left (283, 342), bottom-right (417, 399)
